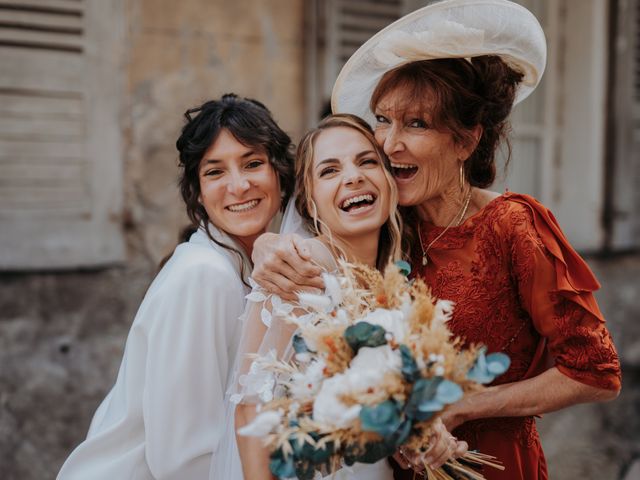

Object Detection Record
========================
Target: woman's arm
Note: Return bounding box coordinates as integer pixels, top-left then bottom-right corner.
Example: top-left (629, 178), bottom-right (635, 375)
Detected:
top-left (235, 404), bottom-right (275, 480)
top-left (444, 199), bottom-right (622, 430)
top-left (251, 233), bottom-right (324, 300)
top-left (441, 366), bottom-right (619, 431)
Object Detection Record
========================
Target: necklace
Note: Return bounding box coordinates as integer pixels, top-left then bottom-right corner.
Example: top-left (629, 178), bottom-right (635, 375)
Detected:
top-left (418, 189), bottom-right (473, 267)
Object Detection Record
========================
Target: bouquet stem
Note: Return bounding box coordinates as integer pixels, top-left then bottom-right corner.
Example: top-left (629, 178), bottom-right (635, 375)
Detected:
top-left (421, 451), bottom-right (504, 480)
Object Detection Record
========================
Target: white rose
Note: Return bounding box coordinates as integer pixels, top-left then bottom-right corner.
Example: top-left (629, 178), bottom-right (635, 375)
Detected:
top-left (313, 374), bottom-right (362, 428)
top-left (348, 344), bottom-right (402, 392)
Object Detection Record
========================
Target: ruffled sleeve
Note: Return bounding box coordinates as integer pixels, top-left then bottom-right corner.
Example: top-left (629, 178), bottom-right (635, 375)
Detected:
top-left (505, 193), bottom-right (621, 391)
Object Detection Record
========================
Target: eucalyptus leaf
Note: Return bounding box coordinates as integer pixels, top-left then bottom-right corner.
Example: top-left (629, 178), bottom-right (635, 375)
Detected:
top-left (387, 418), bottom-right (413, 447)
top-left (353, 440), bottom-right (395, 464)
top-left (310, 439), bottom-right (334, 464)
top-left (405, 377), bottom-right (443, 421)
top-left (395, 260), bottom-right (412, 276)
top-left (292, 334), bottom-right (310, 354)
top-left (435, 379), bottom-right (463, 404)
top-left (417, 399), bottom-right (443, 412)
top-left (486, 352), bottom-right (511, 375)
top-left (290, 435), bottom-right (316, 460)
top-left (399, 344), bottom-right (421, 382)
top-left (467, 348), bottom-right (511, 384)
top-left (269, 448), bottom-right (296, 478)
top-left (360, 400), bottom-right (402, 438)
top-left (294, 459), bottom-right (316, 480)
top-left (344, 322), bottom-right (387, 352)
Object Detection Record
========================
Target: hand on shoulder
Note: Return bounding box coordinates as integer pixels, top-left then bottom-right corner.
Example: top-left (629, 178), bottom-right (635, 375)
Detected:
top-left (251, 233), bottom-right (325, 300)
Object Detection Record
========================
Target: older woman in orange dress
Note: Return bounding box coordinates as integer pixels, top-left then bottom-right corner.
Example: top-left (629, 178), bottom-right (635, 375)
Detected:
top-left (251, 1), bottom-right (621, 478)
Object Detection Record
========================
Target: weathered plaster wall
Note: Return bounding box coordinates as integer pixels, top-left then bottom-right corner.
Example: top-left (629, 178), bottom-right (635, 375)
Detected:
top-left (123, 0), bottom-right (306, 262)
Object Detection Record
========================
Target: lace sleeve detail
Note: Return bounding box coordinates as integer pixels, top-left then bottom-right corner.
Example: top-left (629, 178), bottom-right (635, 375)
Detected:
top-left (228, 238), bottom-right (338, 405)
top-left (228, 282), bottom-right (298, 405)
top-left (506, 198), bottom-right (621, 391)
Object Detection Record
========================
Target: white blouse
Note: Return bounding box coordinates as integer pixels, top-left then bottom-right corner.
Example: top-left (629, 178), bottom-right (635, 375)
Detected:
top-left (58, 226), bottom-right (250, 480)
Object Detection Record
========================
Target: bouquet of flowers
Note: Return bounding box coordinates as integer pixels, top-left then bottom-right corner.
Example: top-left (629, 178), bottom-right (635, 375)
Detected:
top-left (238, 260), bottom-right (510, 480)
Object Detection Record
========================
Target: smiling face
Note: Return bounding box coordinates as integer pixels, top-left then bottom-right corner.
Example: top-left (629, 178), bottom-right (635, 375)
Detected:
top-left (373, 87), bottom-right (475, 208)
top-left (198, 128), bottom-right (281, 251)
top-left (310, 126), bottom-right (392, 243)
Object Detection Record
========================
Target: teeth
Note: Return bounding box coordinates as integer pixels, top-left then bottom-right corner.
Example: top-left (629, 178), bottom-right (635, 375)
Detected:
top-left (391, 162), bottom-right (417, 169)
top-left (227, 199), bottom-right (259, 212)
top-left (341, 194), bottom-right (374, 209)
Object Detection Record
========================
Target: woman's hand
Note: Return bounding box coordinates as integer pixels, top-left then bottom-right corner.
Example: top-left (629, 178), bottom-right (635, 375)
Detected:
top-left (251, 233), bottom-right (324, 301)
top-left (393, 417), bottom-right (468, 472)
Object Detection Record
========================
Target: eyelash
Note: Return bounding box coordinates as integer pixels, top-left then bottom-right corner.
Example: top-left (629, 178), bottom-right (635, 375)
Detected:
top-left (375, 114), bottom-right (430, 129)
top-left (246, 160), bottom-right (265, 169)
top-left (319, 158), bottom-right (378, 177)
top-left (409, 119), bottom-right (429, 129)
top-left (203, 159), bottom-right (265, 177)
top-left (319, 167), bottom-right (337, 177)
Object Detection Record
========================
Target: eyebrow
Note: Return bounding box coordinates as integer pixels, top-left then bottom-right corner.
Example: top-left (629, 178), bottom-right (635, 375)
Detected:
top-left (200, 149), bottom-right (263, 166)
top-left (315, 150), bottom-right (377, 169)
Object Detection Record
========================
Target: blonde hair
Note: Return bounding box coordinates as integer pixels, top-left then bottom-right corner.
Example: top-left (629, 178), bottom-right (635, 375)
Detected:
top-left (294, 113), bottom-right (404, 269)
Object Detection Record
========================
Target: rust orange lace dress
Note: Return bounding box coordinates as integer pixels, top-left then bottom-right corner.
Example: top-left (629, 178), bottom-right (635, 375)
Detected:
top-left (394, 192), bottom-right (621, 480)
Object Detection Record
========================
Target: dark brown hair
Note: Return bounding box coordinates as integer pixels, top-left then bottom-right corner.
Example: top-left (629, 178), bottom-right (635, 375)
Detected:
top-left (370, 56), bottom-right (524, 188)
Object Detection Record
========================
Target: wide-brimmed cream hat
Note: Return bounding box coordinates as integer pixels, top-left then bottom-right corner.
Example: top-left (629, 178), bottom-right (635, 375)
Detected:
top-left (331, 0), bottom-right (547, 126)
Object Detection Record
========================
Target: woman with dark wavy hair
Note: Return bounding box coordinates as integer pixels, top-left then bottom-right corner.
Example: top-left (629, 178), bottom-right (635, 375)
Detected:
top-left (249, 2), bottom-right (621, 479)
top-left (58, 94), bottom-right (294, 480)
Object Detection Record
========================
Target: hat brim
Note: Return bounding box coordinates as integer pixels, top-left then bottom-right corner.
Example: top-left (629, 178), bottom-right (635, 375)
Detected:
top-left (331, 0), bottom-right (547, 126)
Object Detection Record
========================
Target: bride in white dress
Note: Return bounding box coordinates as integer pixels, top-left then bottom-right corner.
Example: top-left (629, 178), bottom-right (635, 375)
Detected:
top-left (219, 114), bottom-right (464, 480)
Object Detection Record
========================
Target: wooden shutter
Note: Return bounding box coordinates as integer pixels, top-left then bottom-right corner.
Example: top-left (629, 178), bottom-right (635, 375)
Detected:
top-left (326, 0), bottom-right (403, 79)
top-left (498, 0), bottom-right (609, 252)
top-left (305, 0), bottom-right (404, 126)
top-left (609, 0), bottom-right (640, 250)
top-left (0, 0), bottom-right (125, 269)
top-left (493, 0), bottom-right (555, 202)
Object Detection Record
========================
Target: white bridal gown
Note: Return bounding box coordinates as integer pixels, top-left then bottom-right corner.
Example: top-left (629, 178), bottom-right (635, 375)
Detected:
top-left (58, 226), bottom-right (250, 480)
top-left (212, 202), bottom-right (393, 479)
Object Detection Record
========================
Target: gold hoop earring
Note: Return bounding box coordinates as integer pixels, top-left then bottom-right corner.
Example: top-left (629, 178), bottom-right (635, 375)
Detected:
top-left (459, 162), bottom-right (465, 192)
